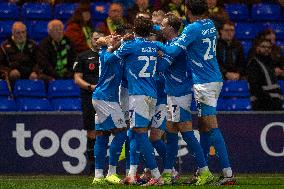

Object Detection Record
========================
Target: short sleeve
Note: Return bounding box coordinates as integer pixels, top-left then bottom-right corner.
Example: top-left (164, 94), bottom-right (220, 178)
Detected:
top-left (73, 55), bottom-right (83, 73)
top-left (173, 23), bottom-right (200, 50)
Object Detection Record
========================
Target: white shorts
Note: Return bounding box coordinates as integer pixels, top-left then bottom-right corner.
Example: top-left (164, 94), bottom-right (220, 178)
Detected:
top-left (193, 82), bottom-right (223, 107)
top-left (129, 95), bottom-right (157, 128)
top-left (167, 94), bottom-right (192, 123)
top-left (92, 99), bottom-right (126, 131)
top-left (151, 103), bottom-right (167, 130)
top-left (119, 86), bottom-right (129, 121)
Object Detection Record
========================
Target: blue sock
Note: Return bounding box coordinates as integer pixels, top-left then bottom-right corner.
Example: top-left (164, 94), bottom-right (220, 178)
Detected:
top-left (129, 132), bottom-right (140, 166)
top-left (200, 131), bottom-right (211, 163)
top-left (109, 130), bottom-right (127, 166)
top-left (94, 135), bottom-right (109, 169)
top-left (125, 136), bottom-right (130, 170)
top-left (136, 132), bottom-right (158, 170)
top-left (151, 139), bottom-right (167, 166)
top-left (165, 132), bottom-right (179, 170)
top-left (210, 128), bottom-right (231, 169)
top-left (181, 131), bottom-right (207, 168)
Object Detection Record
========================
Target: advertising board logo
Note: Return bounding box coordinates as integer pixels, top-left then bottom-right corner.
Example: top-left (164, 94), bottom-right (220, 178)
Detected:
top-left (260, 122), bottom-right (284, 157)
top-left (12, 123), bottom-right (87, 174)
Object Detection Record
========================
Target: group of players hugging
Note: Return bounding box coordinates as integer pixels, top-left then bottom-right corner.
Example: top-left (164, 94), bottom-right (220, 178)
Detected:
top-left (90, 0), bottom-right (236, 186)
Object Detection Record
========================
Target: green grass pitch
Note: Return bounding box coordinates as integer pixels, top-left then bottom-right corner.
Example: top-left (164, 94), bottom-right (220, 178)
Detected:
top-left (0, 174), bottom-right (284, 189)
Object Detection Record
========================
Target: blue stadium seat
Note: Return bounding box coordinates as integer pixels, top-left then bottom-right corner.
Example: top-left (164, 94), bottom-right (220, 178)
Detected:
top-left (240, 40), bottom-right (252, 58)
top-left (278, 80), bottom-right (284, 94)
top-left (51, 98), bottom-right (81, 111)
top-left (0, 80), bottom-right (10, 96)
top-left (22, 3), bottom-right (52, 20)
top-left (217, 98), bottom-right (251, 111)
top-left (235, 23), bottom-right (261, 40)
top-left (0, 97), bottom-right (17, 111)
top-left (91, 2), bottom-right (109, 21)
top-left (225, 3), bottom-right (249, 21)
top-left (221, 80), bottom-right (250, 98)
top-left (13, 79), bottom-right (46, 97)
top-left (17, 98), bottom-right (52, 111)
top-left (252, 3), bottom-right (281, 21)
top-left (270, 23), bottom-right (284, 40)
top-left (30, 21), bottom-right (48, 41)
top-left (0, 3), bottom-right (19, 19)
top-left (48, 80), bottom-right (80, 98)
top-left (54, 3), bottom-right (77, 21)
top-left (0, 20), bottom-right (14, 39)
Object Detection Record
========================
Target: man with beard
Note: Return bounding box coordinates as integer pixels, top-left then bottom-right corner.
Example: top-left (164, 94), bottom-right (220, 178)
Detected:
top-left (247, 38), bottom-right (283, 110)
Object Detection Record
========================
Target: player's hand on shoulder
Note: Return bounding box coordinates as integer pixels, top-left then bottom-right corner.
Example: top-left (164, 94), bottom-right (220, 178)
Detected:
top-left (96, 37), bottom-right (108, 48)
top-left (122, 33), bottom-right (134, 41)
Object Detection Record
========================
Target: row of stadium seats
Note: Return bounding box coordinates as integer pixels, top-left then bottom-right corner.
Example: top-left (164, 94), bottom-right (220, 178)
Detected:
top-left (225, 3), bottom-right (284, 22)
top-left (0, 97), bottom-right (81, 111)
top-left (1, 79), bottom-right (284, 111)
top-left (1, 3), bottom-right (284, 22)
top-left (0, 79), bottom-right (81, 111)
top-left (0, 2), bottom-right (109, 21)
top-left (0, 79), bottom-right (80, 98)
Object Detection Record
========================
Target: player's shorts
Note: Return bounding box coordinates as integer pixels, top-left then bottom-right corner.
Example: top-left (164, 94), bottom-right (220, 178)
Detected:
top-left (119, 86), bottom-right (129, 121)
top-left (92, 99), bottom-right (127, 131)
top-left (151, 103), bottom-right (167, 131)
top-left (193, 82), bottom-right (223, 116)
top-left (167, 93), bottom-right (192, 123)
top-left (129, 95), bottom-right (157, 128)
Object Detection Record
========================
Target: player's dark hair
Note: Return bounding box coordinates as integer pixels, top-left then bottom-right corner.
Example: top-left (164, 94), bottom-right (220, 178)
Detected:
top-left (115, 23), bottom-right (133, 35)
top-left (165, 13), bottom-right (182, 32)
top-left (185, 0), bottom-right (208, 16)
top-left (134, 17), bottom-right (153, 37)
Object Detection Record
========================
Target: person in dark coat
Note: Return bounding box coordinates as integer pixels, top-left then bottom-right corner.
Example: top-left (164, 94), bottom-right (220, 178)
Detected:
top-left (37, 19), bottom-right (77, 80)
top-left (247, 38), bottom-right (283, 111)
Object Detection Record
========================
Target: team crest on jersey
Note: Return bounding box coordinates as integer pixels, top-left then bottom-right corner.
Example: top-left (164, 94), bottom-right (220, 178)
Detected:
top-left (89, 63), bottom-right (95, 70)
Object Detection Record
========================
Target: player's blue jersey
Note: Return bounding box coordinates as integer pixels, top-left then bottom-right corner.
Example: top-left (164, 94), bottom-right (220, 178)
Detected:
top-left (107, 37), bottom-right (161, 98)
top-left (158, 38), bottom-right (193, 97)
top-left (92, 48), bottom-right (122, 102)
top-left (154, 73), bottom-right (167, 105)
top-left (173, 19), bottom-right (223, 84)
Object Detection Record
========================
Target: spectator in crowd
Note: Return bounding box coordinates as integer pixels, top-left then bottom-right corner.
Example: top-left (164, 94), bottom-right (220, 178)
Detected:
top-left (127, 0), bottom-right (153, 23)
top-left (217, 21), bottom-right (245, 80)
top-left (152, 10), bottom-right (165, 25)
top-left (65, 3), bottom-right (93, 53)
top-left (96, 3), bottom-right (126, 35)
top-left (73, 31), bottom-right (103, 173)
top-left (207, 0), bottom-right (230, 29)
top-left (161, 0), bottom-right (185, 18)
top-left (260, 29), bottom-right (284, 80)
top-left (37, 19), bottom-right (77, 80)
top-left (0, 22), bottom-right (38, 84)
top-left (247, 38), bottom-right (283, 111)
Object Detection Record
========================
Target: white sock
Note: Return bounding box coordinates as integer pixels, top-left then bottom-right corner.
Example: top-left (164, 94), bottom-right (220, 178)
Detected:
top-left (126, 169), bottom-right (129, 175)
top-left (199, 166), bottom-right (209, 173)
top-left (222, 167), bottom-right (233, 177)
top-left (163, 169), bottom-right (172, 174)
top-left (151, 168), bottom-right (161, 179)
top-left (95, 169), bottom-right (104, 178)
top-left (128, 165), bottom-right (138, 177)
top-left (107, 165), bottom-right (117, 176)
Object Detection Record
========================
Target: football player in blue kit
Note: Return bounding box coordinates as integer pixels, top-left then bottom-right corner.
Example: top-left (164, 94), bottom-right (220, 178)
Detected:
top-left (162, 0), bottom-right (236, 185)
top-left (91, 35), bottom-right (128, 185)
top-left (104, 17), bottom-right (172, 186)
top-left (157, 13), bottom-right (214, 185)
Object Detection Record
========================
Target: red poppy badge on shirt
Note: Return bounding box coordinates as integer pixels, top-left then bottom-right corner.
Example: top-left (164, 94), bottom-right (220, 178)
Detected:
top-left (89, 63), bottom-right (95, 70)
